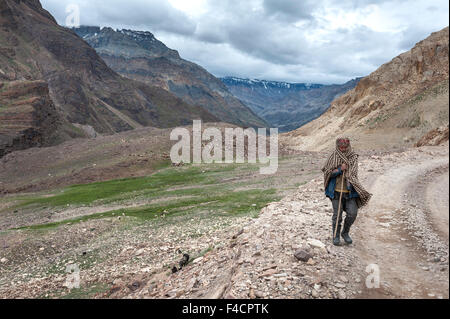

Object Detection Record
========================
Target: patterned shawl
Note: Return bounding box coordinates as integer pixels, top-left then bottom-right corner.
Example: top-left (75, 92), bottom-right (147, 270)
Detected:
top-left (321, 137), bottom-right (372, 208)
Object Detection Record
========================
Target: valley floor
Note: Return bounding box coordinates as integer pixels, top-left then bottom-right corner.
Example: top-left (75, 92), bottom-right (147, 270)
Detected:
top-left (0, 143), bottom-right (448, 299)
top-left (133, 143), bottom-right (449, 299)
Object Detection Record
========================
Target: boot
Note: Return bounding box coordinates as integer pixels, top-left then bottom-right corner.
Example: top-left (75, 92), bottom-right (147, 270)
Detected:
top-left (341, 224), bottom-right (353, 244)
top-left (341, 232), bottom-right (352, 244)
top-left (332, 224), bottom-right (341, 246)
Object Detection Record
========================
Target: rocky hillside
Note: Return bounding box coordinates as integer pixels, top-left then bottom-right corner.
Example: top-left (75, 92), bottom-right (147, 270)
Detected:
top-left (281, 27), bottom-right (449, 151)
top-left (222, 77), bottom-right (360, 132)
top-left (0, 0), bottom-right (217, 157)
top-left (0, 80), bottom-right (83, 158)
top-left (73, 26), bottom-right (267, 129)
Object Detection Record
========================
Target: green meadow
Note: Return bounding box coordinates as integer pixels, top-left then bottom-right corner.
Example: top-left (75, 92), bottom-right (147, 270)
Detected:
top-left (8, 157), bottom-right (315, 230)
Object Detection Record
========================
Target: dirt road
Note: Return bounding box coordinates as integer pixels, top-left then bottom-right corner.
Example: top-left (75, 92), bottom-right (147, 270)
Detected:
top-left (427, 168), bottom-right (449, 239)
top-left (355, 145), bottom-right (449, 298)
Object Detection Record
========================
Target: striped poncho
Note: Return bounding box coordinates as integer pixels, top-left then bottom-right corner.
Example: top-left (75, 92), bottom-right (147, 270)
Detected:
top-left (321, 138), bottom-right (372, 208)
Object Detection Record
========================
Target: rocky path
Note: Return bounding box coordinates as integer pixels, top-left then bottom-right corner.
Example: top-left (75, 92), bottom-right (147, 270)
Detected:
top-left (127, 178), bottom-right (366, 299)
top-left (124, 144), bottom-right (448, 299)
top-left (355, 145), bottom-right (449, 298)
top-left (426, 167), bottom-right (449, 239)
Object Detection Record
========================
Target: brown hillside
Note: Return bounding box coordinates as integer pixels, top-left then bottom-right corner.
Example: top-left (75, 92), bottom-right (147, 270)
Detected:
top-left (0, 0), bottom-right (218, 157)
top-left (281, 27), bottom-right (449, 151)
top-left (0, 80), bottom-right (85, 157)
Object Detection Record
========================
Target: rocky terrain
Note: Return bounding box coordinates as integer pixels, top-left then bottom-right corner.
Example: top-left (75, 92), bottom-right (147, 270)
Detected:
top-left (126, 143), bottom-right (448, 300)
top-left (0, 80), bottom-right (83, 158)
top-left (281, 27), bottom-right (449, 151)
top-left (0, 142), bottom-right (447, 299)
top-left (0, 138), bottom-right (322, 298)
top-left (73, 26), bottom-right (267, 129)
top-left (221, 77), bottom-right (360, 132)
top-left (0, 0), bottom-right (217, 157)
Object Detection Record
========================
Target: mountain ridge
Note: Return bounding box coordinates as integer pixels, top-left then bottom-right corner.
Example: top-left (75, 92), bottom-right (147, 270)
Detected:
top-left (221, 77), bottom-right (325, 90)
top-left (73, 26), bottom-right (268, 128)
top-left (0, 0), bottom-right (218, 157)
top-left (221, 76), bottom-right (361, 132)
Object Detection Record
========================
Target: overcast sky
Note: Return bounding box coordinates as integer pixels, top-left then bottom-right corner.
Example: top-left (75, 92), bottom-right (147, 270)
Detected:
top-left (41, 0), bottom-right (448, 84)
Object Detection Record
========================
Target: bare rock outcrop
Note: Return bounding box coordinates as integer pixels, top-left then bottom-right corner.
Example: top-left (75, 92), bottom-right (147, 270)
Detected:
top-left (415, 124), bottom-right (449, 147)
top-left (0, 80), bottom-right (67, 157)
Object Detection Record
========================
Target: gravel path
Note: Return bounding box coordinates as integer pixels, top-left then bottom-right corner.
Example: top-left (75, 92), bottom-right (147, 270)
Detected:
top-left (426, 167), bottom-right (449, 239)
top-left (355, 145), bottom-right (449, 298)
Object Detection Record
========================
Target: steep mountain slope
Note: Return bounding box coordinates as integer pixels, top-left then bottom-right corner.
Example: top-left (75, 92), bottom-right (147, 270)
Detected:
top-left (221, 77), bottom-right (360, 132)
top-left (0, 0), bottom-right (217, 157)
top-left (73, 26), bottom-right (268, 128)
top-left (0, 80), bottom-right (83, 158)
top-left (281, 27), bottom-right (449, 151)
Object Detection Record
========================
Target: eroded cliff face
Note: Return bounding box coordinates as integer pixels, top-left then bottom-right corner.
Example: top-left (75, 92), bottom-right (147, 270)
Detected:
top-left (0, 0), bottom-right (218, 157)
top-left (0, 80), bottom-right (79, 157)
top-left (281, 27), bottom-right (449, 151)
top-left (73, 26), bottom-right (268, 128)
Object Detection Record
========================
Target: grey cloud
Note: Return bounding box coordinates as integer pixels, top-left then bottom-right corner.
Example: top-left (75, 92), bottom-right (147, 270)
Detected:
top-left (307, 26), bottom-right (402, 74)
top-left (192, 1), bottom-right (311, 65)
top-left (324, 0), bottom-right (404, 10)
top-left (195, 15), bottom-right (229, 44)
top-left (42, 0), bottom-right (196, 36)
top-left (226, 22), bottom-right (307, 65)
top-left (397, 25), bottom-right (441, 51)
top-left (96, 0), bottom-right (196, 36)
top-left (41, 0), bottom-right (449, 84)
top-left (262, 0), bottom-right (317, 22)
top-left (426, 6), bottom-right (439, 11)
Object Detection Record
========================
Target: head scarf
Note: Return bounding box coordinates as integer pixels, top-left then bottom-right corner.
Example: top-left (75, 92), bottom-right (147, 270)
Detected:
top-left (336, 137), bottom-right (350, 151)
top-left (321, 137), bottom-right (372, 208)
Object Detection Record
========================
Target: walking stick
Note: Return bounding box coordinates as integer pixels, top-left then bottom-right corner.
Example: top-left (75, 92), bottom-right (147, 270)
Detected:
top-left (333, 167), bottom-right (345, 240)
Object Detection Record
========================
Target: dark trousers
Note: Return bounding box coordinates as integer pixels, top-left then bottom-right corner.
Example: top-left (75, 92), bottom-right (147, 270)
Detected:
top-left (331, 191), bottom-right (358, 235)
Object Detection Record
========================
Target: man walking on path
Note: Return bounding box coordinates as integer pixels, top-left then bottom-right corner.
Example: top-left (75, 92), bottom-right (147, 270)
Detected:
top-left (321, 137), bottom-right (372, 246)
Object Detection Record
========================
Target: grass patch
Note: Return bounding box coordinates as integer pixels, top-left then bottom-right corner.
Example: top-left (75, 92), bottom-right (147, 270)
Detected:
top-left (15, 159), bottom-right (284, 230)
top-left (60, 283), bottom-right (111, 299)
top-left (19, 187), bottom-right (279, 230)
top-left (16, 164), bottom-right (236, 208)
top-left (112, 188), bottom-right (278, 220)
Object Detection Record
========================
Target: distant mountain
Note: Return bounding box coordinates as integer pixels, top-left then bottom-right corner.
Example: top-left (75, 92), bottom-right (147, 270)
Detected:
top-left (221, 77), bottom-right (360, 132)
top-left (281, 27), bottom-right (449, 151)
top-left (73, 26), bottom-right (268, 128)
top-left (0, 0), bottom-right (218, 157)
